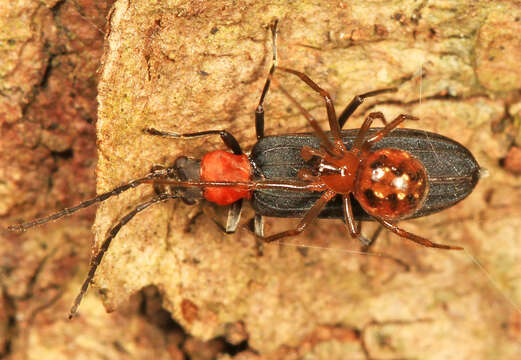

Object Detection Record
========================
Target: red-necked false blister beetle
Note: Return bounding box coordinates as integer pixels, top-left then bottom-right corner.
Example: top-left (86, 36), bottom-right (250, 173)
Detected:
top-left (8, 20), bottom-right (481, 318)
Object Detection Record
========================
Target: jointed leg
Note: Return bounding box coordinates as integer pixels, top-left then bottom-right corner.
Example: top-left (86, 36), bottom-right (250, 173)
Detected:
top-left (298, 168), bottom-right (320, 183)
top-left (8, 169), bottom-right (170, 232)
top-left (275, 81), bottom-right (337, 155)
top-left (255, 19), bottom-right (279, 140)
top-left (199, 198), bottom-right (243, 234)
top-left (376, 218), bottom-right (463, 250)
top-left (343, 194), bottom-right (385, 249)
top-left (258, 189), bottom-right (336, 243)
top-left (225, 199), bottom-right (243, 233)
top-left (253, 214), bottom-right (265, 255)
top-left (342, 195), bottom-right (361, 238)
top-left (338, 87), bottom-right (397, 129)
top-left (253, 214), bottom-right (264, 237)
top-left (360, 225), bottom-right (383, 251)
top-left (68, 193), bottom-right (178, 319)
top-left (278, 67), bottom-right (341, 142)
top-left (301, 146), bottom-right (326, 161)
top-left (362, 114), bottom-right (418, 151)
top-left (144, 128), bottom-right (243, 155)
top-left (351, 112), bottom-right (388, 153)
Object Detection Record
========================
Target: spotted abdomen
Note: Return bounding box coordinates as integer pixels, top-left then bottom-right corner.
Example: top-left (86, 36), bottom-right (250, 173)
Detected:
top-left (354, 148), bottom-right (429, 220)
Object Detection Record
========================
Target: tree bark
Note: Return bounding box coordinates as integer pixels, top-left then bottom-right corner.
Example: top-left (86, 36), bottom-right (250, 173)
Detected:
top-left (2, 0), bottom-right (521, 359)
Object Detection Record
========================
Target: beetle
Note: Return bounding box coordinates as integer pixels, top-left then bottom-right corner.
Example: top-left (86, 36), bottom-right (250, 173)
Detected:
top-left (251, 128), bottom-right (480, 222)
top-left (8, 20), bottom-right (480, 318)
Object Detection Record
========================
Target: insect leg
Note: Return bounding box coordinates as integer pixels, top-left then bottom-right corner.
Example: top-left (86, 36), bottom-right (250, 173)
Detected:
top-left (144, 128), bottom-right (243, 155)
top-left (253, 214), bottom-right (265, 255)
top-left (258, 190), bottom-right (336, 243)
top-left (8, 168), bottom-right (170, 232)
top-left (255, 19), bottom-right (279, 140)
top-left (360, 225), bottom-right (384, 251)
top-left (253, 214), bottom-right (264, 237)
top-left (375, 218), bottom-right (463, 250)
top-left (68, 193), bottom-right (178, 319)
top-left (225, 199), bottom-right (243, 233)
top-left (199, 202), bottom-right (241, 234)
top-left (338, 87), bottom-right (397, 130)
top-left (241, 215), bottom-right (266, 255)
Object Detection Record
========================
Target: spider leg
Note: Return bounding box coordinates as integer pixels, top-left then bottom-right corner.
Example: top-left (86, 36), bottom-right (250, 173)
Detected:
top-left (351, 112), bottom-right (388, 153)
top-left (361, 114), bottom-right (418, 151)
top-left (338, 87), bottom-right (397, 129)
top-left (278, 67), bottom-right (341, 142)
top-left (342, 195), bottom-right (377, 247)
top-left (274, 81), bottom-right (337, 155)
top-left (342, 195), bottom-right (361, 238)
top-left (376, 218), bottom-right (463, 250)
top-left (258, 190), bottom-right (336, 243)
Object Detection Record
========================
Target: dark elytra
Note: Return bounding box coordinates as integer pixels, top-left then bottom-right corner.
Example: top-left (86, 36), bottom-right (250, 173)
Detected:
top-left (251, 128), bottom-right (480, 220)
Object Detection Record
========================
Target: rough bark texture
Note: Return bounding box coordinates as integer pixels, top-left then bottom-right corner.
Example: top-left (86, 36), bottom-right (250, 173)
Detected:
top-left (1, 0), bottom-right (521, 359)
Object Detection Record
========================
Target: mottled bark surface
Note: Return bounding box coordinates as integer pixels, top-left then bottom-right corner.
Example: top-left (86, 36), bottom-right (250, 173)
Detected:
top-left (0, 1), bottom-right (184, 359)
top-left (1, 1), bottom-right (521, 359)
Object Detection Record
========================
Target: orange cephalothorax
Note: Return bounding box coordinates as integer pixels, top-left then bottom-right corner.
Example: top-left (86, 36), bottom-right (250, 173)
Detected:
top-left (200, 150), bottom-right (252, 205)
top-left (318, 150), bottom-right (361, 194)
top-left (354, 148), bottom-right (429, 220)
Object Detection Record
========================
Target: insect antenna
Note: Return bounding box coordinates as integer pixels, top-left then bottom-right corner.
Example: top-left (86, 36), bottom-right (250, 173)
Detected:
top-left (68, 192), bottom-right (180, 319)
top-left (8, 168), bottom-right (171, 232)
